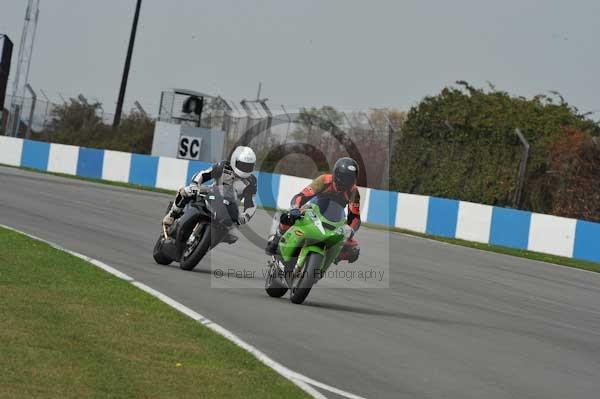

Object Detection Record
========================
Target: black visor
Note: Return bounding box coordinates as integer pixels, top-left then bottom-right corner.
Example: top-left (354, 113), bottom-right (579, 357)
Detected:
top-left (335, 173), bottom-right (356, 189)
top-left (236, 160), bottom-right (255, 173)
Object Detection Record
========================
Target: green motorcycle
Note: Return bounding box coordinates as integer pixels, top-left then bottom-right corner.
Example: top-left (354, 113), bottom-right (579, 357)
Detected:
top-left (265, 196), bottom-right (354, 304)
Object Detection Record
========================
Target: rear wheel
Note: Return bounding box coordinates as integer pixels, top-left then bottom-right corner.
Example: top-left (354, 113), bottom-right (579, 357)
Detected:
top-left (179, 224), bottom-right (211, 271)
top-left (153, 236), bottom-right (172, 265)
top-left (290, 253), bottom-right (323, 304)
top-left (265, 262), bottom-right (288, 298)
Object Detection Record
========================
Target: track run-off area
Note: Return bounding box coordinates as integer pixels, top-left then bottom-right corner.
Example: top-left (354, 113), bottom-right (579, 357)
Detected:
top-left (1, 166), bottom-right (600, 399)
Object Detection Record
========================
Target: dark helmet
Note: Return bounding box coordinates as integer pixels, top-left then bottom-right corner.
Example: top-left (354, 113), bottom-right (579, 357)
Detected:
top-left (332, 157), bottom-right (359, 191)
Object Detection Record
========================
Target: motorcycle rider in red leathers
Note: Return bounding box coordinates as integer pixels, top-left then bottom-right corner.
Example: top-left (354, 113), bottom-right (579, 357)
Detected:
top-left (266, 157), bottom-right (361, 263)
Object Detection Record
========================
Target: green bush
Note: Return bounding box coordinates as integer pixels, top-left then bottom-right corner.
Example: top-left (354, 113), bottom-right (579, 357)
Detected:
top-left (391, 82), bottom-right (600, 218)
top-left (34, 98), bottom-right (155, 154)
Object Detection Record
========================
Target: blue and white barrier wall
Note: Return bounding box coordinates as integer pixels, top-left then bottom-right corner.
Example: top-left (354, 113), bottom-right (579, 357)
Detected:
top-left (1, 136), bottom-right (599, 264)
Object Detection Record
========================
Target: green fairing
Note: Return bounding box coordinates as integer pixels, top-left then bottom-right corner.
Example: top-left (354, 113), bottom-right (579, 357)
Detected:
top-left (278, 203), bottom-right (347, 274)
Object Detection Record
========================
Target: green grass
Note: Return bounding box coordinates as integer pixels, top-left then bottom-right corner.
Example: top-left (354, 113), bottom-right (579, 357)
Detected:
top-left (3, 163), bottom-right (599, 273)
top-left (0, 227), bottom-right (308, 399)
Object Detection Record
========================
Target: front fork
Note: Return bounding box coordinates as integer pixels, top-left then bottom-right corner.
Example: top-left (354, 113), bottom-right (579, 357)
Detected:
top-left (186, 222), bottom-right (202, 243)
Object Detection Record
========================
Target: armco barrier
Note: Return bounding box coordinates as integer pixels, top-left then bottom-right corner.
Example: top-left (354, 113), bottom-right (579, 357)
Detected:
top-left (1, 135), bottom-right (599, 265)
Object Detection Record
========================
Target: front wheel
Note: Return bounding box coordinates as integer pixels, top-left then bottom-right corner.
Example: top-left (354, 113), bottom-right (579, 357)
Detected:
top-left (290, 253), bottom-right (323, 304)
top-left (179, 224), bottom-right (211, 271)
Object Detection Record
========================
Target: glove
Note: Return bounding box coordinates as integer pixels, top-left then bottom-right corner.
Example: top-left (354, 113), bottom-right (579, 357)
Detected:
top-left (237, 214), bottom-right (249, 225)
top-left (280, 208), bottom-right (301, 225)
top-left (179, 184), bottom-right (199, 198)
top-left (289, 208), bottom-right (302, 219)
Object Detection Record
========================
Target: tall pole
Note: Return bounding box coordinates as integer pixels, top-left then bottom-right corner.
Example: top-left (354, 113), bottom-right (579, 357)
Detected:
top-left (9, 0), bottom-right (40, 137)
top-left (113, 0), bottom-right (142, 129)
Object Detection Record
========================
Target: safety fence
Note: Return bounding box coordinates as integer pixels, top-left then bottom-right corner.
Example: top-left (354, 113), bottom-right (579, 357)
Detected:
top-left (2, 92), bottom-right (399, 190)
top-left (2, 93), bottom-right (119, 135)
top-left (1, 135), bottom-right (598, 265)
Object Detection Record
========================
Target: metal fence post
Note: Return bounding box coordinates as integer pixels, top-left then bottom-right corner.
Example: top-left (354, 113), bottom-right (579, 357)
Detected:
top-left (40, 89), bottom-right (51, 129)
top-left (10, 103), bottom-right (21, 137)
top-left (381, 111), bottom-right (396, 189)
top-left (280, 104), bottom-right (292, 143)
top-left (24, 84), bottom-right (36, 139)
top-left (513, 128), bottom-right (530, 208)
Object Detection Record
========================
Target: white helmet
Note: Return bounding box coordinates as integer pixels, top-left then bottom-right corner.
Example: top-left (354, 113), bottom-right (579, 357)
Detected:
top-left (230, 146), bottom-right (256, 178)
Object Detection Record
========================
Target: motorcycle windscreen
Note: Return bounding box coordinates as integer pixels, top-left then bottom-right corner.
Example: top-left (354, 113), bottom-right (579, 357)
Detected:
top-left (309, 196), bottom-right (346, 223)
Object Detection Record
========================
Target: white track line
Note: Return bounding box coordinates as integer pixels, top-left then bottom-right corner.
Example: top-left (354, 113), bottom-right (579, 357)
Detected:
top-left (1, 224), bottom-right (365, 399)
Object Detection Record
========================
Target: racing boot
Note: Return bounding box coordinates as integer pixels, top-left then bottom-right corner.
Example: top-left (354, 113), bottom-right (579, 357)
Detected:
top-left (334, 238), bottom-right (360, 264)
top-left (223, 230), bottom-right (238, 245)
top-left (163, 185), bottom-right (198, 228)
top-left (265, 211), bottom-right (298, 255)
top-left (162, 205), bottom-right (183, 228)
top-left (265, 232), bottom-right (281, 255)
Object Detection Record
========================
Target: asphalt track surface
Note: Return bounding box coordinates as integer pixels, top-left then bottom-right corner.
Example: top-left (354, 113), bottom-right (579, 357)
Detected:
top-left (2, 166), bottom-right (600, 399)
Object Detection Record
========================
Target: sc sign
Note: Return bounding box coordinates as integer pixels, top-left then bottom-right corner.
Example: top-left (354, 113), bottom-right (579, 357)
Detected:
top-left (178, 136), bottom-right (202, 160)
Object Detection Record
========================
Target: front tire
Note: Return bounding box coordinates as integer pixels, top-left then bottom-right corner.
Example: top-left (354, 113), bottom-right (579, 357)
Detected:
top-left (153, 236), bottom-right (172, 265)
top-left (290, 253), bottom-right (323, 304)
top-left (179, 224), bottom-right (211, 271)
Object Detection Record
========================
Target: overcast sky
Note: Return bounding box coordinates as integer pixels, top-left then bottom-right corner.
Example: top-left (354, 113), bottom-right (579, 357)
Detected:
top-left (1, 0), bottom-right (598, 115)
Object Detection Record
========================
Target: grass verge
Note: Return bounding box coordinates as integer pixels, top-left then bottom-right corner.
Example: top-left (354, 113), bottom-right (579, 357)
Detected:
top-left (0, 227), bottom-right (308, 399)
top-left (2, 163), bottom-right (599, 273)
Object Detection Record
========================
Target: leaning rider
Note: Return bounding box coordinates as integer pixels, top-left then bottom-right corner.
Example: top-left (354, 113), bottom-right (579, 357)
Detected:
top-left (265, 157), bottom-right (361, 263)
top-left (163, 146), bottom-right (258, 244)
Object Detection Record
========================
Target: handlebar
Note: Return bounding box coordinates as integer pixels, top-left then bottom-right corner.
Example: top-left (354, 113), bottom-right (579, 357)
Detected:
top-left (280, 208), bottom-right (304, 225)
